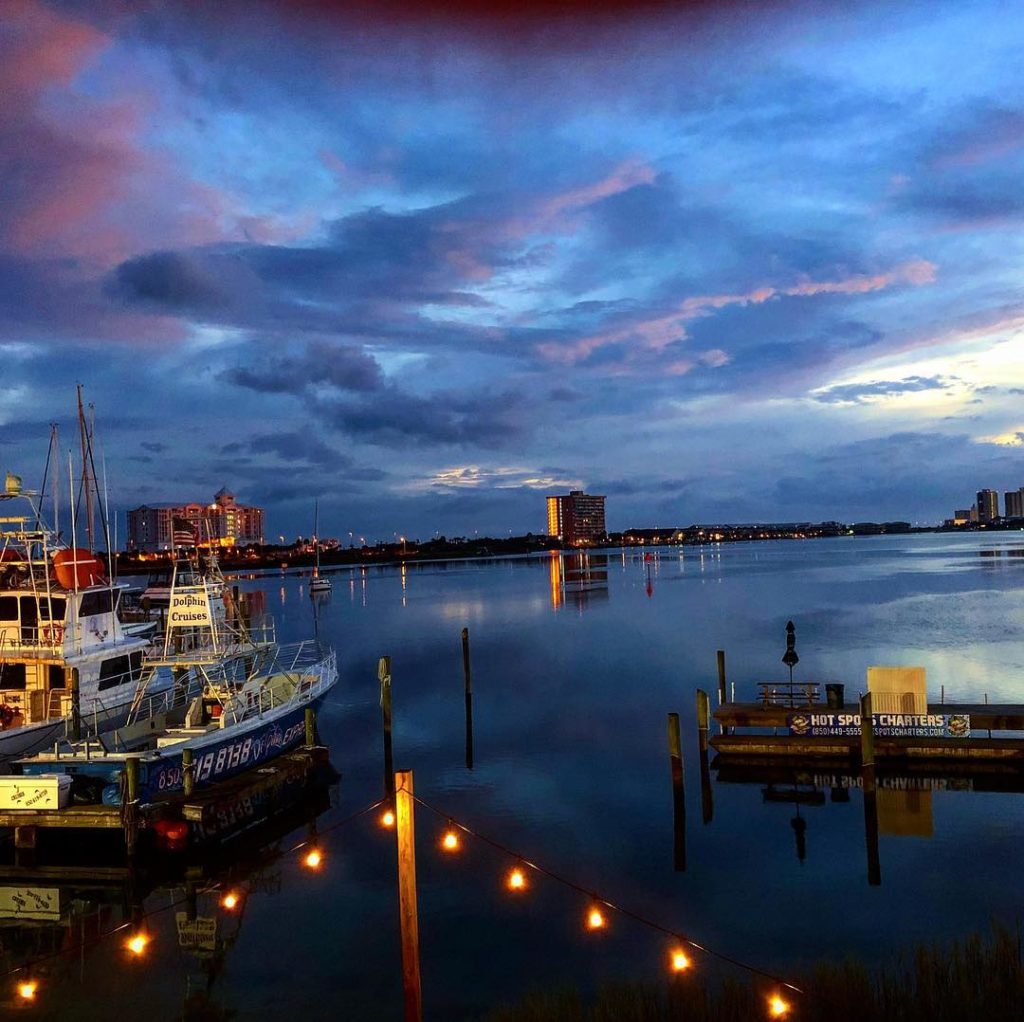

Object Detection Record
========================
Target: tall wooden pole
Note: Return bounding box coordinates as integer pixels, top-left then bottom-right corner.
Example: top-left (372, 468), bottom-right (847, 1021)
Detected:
top-left (395, 770), bottom-right (422, 1022)
top-left (716, 650), bottom-right (727, 706)
top-left (379, 656), bottom-right (394, 796)
top-left (696, 688), bottom-right (710, 753)
top-left (859, 692), bottom-right (881, 885)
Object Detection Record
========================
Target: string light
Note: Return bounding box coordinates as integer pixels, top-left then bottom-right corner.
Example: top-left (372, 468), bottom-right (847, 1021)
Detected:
top-left (221, 891), bottom-right (240, 910)
top-left (441, 823), bottom-right (460, 852)
top-left (586, 906), bottom-right (606, 931)
top-left (303, 848), bottom-right (323, 870)
top-left (17, 979), bottom-right (38, 1001)
top-left (125, 932), bottom-right (149, 956)
top-left (768, 994), bottom-right (790, 1018)
top-left (506, 866), bottom-right (527, 892)
top-left (381, 809), bottom-right (396, 828)
top-left (670, 949), bottom-right (691, 972)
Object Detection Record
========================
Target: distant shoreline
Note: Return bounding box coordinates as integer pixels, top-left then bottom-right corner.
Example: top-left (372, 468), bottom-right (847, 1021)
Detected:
top-left (110, 521), bottom-right (1023, 578)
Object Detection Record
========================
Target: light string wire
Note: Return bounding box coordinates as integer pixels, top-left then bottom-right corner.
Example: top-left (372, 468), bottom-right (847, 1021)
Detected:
top-left (407, 787), bottom-right (804, 996)
top-left (1, 796), bottom-right (387, 982)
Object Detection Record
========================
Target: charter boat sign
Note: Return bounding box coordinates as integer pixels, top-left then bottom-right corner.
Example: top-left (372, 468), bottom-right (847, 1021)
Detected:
top-left (788, 712), bottom-right (971, 738)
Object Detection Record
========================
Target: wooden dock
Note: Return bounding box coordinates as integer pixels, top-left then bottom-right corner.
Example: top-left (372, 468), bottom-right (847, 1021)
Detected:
top-left (711, 701), bottom-right (1024, 763)
top-left (0, 746), bottom-right (333, 852)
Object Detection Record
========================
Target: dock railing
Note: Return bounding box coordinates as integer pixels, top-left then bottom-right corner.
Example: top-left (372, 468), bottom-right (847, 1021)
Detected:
top-left (757, 681), bottom-right (821, 708)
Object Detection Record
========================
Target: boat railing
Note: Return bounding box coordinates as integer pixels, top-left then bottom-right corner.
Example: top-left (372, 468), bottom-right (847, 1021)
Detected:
top-left (0, 627), bottom-right (64, 658)
top-left (239, 641), bottom-right (336, 719)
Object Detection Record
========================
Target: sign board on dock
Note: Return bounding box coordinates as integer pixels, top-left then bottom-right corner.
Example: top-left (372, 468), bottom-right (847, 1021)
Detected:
top-left (0, 886), bottom-right (60, 921)
top-left (176, 913), bottom-right (217, 951)
top-left (788, 712), bottom-right (971, 738)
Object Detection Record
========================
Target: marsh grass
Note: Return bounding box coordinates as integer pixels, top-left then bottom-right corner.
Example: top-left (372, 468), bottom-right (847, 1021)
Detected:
top-left (485, 924), bottom-right (1023, 1021)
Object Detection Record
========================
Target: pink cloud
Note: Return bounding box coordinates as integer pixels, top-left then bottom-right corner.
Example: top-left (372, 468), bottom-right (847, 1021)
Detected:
top-left (539, 259), bottom-right (938, 369)
top-left (540, 159), bottom-right (657, 220)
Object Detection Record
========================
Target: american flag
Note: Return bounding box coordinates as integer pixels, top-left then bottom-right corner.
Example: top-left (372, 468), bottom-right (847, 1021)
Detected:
top-left (172, 516), bottom-right (197, 547)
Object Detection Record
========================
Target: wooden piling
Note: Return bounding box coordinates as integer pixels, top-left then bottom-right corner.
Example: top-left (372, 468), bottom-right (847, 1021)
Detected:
top-left (379, 656), bottom-right (394, 796)
top-left (716, 650), bottom-right (727, 706)
top-left (69, 667), bottom-right (81, 741)
top-left (461, 627), bottom-right (472, 696)
top-left (696, 689), bottom-right (710, 753)
top-left (668, 713), bottom-right (686, 871)
top-left (125, 757), bottom-right (140, 803)
top-left (863, 785), bottom-right (881, 887)
top-left (305, 706), bottom-right (316, 748)
top-left (182, 748), bottom-right (194, 796)
top-left (395, 769), bottom-right (422, 1022)
top-left (859, 692), bottom-right (875, 792)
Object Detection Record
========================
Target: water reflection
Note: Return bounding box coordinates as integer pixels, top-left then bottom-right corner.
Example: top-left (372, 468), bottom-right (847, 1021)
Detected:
top-left (548, 552), bottom-right (609, 610)
top-left (711, 760), bottom-right (1024, 885)
top-left (0, 782), bottom-right (335, 1018)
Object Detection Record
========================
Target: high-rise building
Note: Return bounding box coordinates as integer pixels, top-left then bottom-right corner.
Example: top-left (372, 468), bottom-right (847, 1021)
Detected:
top-left (546, 490), bottom-right (607, 546)
top-left (127, 487), bottom-right (265, 552)
top-left (976, 489), bottom-right (999, 522)
top-left (1005, 488), bottom-right (1024, 520)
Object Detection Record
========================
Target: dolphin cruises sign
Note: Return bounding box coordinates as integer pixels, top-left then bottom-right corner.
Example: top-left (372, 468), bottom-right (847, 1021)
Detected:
top-left (788, 712), bottom-right (971, 738)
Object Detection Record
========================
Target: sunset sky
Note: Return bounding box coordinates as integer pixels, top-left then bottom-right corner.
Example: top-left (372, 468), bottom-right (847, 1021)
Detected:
top-left (3, 0), bottom-right (1024, 540)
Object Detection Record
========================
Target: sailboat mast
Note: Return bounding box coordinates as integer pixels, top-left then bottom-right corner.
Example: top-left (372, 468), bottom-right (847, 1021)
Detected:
top-left (76, 384), bottom-right (95, 550)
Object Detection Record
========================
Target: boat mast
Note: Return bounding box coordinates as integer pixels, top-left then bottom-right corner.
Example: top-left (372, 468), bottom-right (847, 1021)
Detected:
top-left (76, 384), bottom-right (95, 551)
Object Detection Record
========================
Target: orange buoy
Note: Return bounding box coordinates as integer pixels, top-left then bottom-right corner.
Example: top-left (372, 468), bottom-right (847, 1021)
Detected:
top-left (52, 548), bottom-right (106, 589)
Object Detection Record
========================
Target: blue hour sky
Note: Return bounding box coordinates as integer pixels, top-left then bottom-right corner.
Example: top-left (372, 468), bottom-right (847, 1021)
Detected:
top-left (2, 0), bottom-right (1023, 541)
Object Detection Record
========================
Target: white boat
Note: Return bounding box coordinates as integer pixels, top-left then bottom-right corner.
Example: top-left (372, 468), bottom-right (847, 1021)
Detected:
top-left (309, 500), bottom-right (331, 594)
top-left (0, 489), bottom-right (161, 759)
top-left (17, 638), bottom-right (338, 804)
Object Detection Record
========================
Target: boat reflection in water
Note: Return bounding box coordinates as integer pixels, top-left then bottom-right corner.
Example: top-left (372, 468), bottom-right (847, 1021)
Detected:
top-left (708, 757), bottom-right (1024, 886)
top-left (0, 770), bottom-right (336, 1017)
top-left (548, 552), bottom-right (609, 611)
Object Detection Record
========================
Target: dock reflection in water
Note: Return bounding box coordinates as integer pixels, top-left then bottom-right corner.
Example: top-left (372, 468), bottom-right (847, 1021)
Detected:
top-left (0, 779), bottom-right (336, 1018)
top-left (709, 758), bottom-right (1024, 885)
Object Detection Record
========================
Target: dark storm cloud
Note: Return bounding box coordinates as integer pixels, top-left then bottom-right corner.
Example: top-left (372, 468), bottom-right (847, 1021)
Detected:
top-left (224, 341), bottom-right (384, 395)
top-left (319, 387), bottom-right (533, 449)
top-left (813, 375), bottom-right (957, 405)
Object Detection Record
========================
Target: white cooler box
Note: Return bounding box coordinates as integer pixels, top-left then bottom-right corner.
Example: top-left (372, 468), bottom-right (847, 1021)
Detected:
top-left (0, 774), bottom-right (73, 811)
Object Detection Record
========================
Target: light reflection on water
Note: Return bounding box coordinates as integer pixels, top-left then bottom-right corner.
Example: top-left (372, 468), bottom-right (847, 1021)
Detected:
top-left (5, 532), bottom-right (1024, 1019)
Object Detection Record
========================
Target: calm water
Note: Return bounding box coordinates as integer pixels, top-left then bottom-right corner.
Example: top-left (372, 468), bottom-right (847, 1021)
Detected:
top-left (7, 532), bottom-right (1024, 1019)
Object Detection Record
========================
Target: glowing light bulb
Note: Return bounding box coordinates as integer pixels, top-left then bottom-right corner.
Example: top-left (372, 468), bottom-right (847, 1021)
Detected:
top-left (768, 995), bottom-right (790, 1018)
top-left (126, 932), bottom-right (149, 956)
top-left (17, 980), bottom-right (37, 1001)
top-left (441, 829), bottom-right (459, 852)
top-left (587, 907), bottom-right (606, 930)
top-left (303, 848), bottom-right (323, 869)
top-left (507, 867), bottom-right (527, 891)
top-left (221, 891), bottom-right (240, 910)
top-left (381, 809), bottom-right (396, 828)
top-left (670, 949), bottom-right (690, 972)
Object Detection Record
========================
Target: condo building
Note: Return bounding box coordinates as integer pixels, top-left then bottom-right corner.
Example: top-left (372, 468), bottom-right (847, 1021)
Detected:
top-left (546, 490), bottom-right (607, 546)
top-left (127, 487), bottom-right (264, 552)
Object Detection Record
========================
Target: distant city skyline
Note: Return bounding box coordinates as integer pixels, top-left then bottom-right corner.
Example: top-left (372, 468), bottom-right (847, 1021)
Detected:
top-left (2, 2), bottom-right (1024, 538)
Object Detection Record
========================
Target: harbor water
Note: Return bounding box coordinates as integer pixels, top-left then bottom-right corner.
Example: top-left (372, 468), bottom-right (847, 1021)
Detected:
top-left (7, 532), bottom-right (1024, 1019)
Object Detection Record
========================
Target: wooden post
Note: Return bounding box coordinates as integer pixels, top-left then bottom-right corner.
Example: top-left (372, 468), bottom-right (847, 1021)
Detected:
top-left (668, 713), bottom-right (686, 871)
top-left (69, 667), bottom-right (81, 741)
top-left (859, 692), bottom-right (875, 791)
top-left (395, 769), bottom-right (422, 1022)
top-left (698, 726), bottom-right (714, 826)
top-left (379, 656), bottom-right (394, 796)
top-left (182, 748), bottom-right (194, 796)
top-left (461, 627), bottom-right (472, 696)
top-left (696, 688), bottom-right (710, 753)
top-left (716, 650), bottom-right (727, 705)
top-left (305, 706), bottom-right (316, 748)
top-left (125, 757), bottom-right (140, 803)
